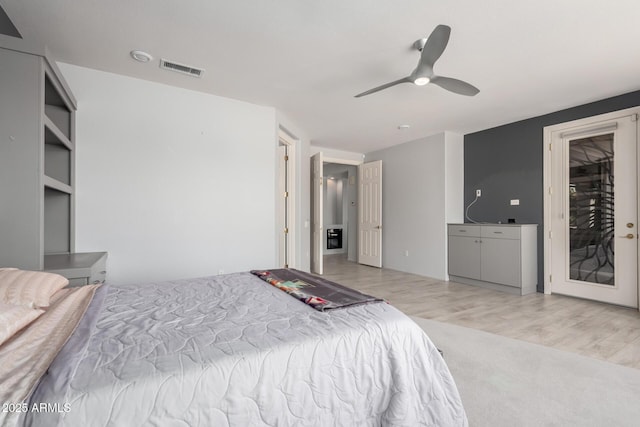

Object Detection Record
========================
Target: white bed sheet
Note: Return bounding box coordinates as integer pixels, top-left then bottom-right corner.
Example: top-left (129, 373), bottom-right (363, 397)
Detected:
top-left (26, 272), bottom-right (467, 426)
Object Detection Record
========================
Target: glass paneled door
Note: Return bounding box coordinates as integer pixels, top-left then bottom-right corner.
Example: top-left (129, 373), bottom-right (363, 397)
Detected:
top-left (568, 133), bottom-right (615, 285)
top-left (547, 110), bottom-right (638, 308)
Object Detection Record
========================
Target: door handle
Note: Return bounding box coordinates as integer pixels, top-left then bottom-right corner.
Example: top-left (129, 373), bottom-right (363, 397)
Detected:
top-left (618, 233), bottom-right (636, 239)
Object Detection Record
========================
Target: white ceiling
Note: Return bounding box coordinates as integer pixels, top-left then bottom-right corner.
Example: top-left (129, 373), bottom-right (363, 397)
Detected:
top-left (3, 0), bottom-right (640, 153)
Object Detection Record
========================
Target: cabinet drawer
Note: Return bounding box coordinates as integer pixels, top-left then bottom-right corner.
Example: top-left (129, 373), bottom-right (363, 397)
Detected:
top-left (67, 277), bottom-right (88, 287)
top-left (481, 226), bottom-right (521, 240)
top-left (66, 271), bottom-right (104, 287)
top-left (448, 224), bottom-right (481, 237)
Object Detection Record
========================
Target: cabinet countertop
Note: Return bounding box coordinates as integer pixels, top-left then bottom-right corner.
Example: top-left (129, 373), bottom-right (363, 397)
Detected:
top-left (44, 252), bottom-right (107, 275)
top-left (448, 223), bottom-right (538, 227)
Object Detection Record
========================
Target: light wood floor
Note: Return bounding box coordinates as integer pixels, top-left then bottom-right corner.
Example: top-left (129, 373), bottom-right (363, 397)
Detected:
top-left (322, 255), bottom-right (640, 370)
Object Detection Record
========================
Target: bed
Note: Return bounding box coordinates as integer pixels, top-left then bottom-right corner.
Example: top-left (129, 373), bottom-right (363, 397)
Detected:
top-left (1, 269), bottom-right (467, 426)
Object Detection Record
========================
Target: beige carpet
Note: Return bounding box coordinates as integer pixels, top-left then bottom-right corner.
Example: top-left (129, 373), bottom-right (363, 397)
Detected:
top-left (412, 317), bottom-right (640, 427)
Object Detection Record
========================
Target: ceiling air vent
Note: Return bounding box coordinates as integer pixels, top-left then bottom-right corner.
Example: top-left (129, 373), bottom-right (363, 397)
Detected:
top-left (159, 58), bottom-right (205, 78)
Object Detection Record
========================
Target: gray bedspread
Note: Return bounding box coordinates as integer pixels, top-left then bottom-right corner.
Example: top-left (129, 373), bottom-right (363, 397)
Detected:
top-left (26, 272), bottom-right (467, 426)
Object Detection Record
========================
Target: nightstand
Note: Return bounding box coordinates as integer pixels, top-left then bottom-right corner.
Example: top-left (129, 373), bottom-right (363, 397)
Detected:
top-left (44, 252), bottom-right (108, 287)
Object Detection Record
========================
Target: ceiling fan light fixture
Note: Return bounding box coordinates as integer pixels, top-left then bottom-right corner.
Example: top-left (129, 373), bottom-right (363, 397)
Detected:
top-left (355, 25), bottom-right (478, 98)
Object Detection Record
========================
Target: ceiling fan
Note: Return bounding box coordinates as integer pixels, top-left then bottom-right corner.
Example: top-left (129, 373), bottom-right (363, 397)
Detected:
top-left (355, 24), bottom-right (479, 98)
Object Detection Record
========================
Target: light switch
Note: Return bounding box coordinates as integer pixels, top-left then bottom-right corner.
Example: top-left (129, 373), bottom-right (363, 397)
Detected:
top-left (510, 199), bottom-right (520, 206)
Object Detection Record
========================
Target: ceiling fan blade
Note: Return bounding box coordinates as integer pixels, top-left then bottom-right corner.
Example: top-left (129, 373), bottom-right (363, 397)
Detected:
top-left (354, 77), bottom-right (412, 98)
top-left (430, 75), bottom-right (479, 96)
top-left (419, 24), bottom-right (451, 70)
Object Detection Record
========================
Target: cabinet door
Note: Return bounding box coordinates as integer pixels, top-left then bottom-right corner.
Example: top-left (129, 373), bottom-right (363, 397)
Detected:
top-left (448, 236), bottom-right (481, 279)
top-left (481, 237), bottom-right (521, 287)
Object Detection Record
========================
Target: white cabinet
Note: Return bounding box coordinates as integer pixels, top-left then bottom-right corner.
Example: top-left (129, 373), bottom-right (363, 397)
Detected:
top-left (447, 224), bottom-right (538, 295)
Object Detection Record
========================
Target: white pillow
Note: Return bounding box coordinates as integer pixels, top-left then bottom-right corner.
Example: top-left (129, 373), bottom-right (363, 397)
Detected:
top-left (0, 302), bottom-right (44, 346)
top-left (0, 269), bottom-right (69, 308)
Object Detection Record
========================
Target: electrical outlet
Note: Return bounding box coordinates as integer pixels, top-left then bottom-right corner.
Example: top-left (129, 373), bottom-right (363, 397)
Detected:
top-left (476, 189), bottom-right (482, 197)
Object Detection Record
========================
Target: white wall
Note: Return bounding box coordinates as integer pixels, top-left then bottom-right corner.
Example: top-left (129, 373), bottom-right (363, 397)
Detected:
top-left (365, 133), bottom-right (463, 280)
top-left (444, 132), bottom-right (465, 278)
top-left (324, 178), bottom-right (341, 226)
top-left (310, 146), bottom-right (364, 164)
top-left (444, 132), bottom-right (464, 220)
top-left (59, 63), bottom-right (278, 285)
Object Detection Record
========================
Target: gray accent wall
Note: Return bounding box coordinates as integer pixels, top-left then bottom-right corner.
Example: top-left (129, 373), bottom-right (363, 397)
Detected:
top-left (464, 90), bottom-right (640, 291)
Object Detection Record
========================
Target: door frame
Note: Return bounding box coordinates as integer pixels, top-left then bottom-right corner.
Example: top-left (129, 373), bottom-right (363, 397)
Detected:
top-left (310, 153), bottom-right (363, 274)
top-left (310, 152), bottom-right (324, 274)
top-left (277, 126), bottom-right (297, 268)
top-left (543, 106), bottom-right (640, 310)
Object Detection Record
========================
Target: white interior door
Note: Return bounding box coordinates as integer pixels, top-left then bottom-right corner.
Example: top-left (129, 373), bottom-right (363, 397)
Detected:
top-left (311, 152), bottom-right (323, 274)
top-left (358, 160), bottom-right (382, 267)
top-left (546, 109), bottom-right (638, 308)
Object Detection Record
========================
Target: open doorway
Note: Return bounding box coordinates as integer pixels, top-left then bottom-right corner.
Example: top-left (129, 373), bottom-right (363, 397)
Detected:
top-left (311, 151), bottom-right (365, 275)
top-left (323, 163), bottom-right (358, 264)
top-left (311, 152), bottom-right (383, 275)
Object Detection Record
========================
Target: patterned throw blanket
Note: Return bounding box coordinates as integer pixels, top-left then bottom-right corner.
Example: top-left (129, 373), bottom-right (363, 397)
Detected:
top-left (250, 269), bottom-right (384, 311)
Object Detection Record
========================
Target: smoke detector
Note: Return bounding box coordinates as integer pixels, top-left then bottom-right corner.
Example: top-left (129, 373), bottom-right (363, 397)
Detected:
top-left (130, 50), bottom-right (153, 63)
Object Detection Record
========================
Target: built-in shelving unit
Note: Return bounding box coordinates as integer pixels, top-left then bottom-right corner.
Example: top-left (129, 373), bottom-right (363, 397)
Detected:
top-left (0, 37), bottom-right (77, 271)
top-left (43, 71), bottom-right (74, 256)
top-left (0, 36), bottom-right (107, 283)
